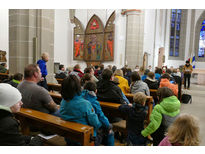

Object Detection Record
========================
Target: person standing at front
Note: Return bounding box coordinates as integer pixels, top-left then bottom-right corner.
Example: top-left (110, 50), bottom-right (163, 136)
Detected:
top-left (183, 60), bottom-right (193, 90)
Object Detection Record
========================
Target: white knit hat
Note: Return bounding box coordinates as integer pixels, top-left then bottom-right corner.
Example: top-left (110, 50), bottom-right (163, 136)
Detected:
top-left (0, 83), bottom-right (22, 107)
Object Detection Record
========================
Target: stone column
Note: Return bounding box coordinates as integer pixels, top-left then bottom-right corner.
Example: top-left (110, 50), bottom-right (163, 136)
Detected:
top-left (9, 9), bottom-right (55, 82)
top-left (124, 9), bottom-right (144, 70)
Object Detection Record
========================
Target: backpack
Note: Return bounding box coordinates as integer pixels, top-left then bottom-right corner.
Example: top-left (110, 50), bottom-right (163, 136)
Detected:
top-left (181, 94), bottom-right (192, 104)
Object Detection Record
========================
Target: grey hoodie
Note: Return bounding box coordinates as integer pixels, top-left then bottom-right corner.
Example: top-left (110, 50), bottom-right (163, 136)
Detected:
top-left (130, 80), bottom-right (150, 96)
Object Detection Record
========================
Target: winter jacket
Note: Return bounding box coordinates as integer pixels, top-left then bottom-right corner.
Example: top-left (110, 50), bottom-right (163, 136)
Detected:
top-left (130, 80), bottom-right (150, 96)
top-left (81, 90), bottom-right (110, 128)
top-left (97, 79), bottom-right (125, 104)
top-left (183, 64), bottom-right (193, 75)
top-left (69, 69), bottom-right (84, 80)
top-left (144, 77), bottom-right (159, 89)
top-left (158, 136), bottom-right (181, 146)
top-left (60, 95), bottom-right (102, 136)
top-left (0, 109), bottom-right (42, 146)
top-left (115, 75), bottom-right (130, 94)
top-left (37, 59), bottom-right (47, 77)
top-left (159, 79), bottom-right (178, 96)
top-left (119, 103), bottom-right (147, 136)
top-left (7, 79), bottom-right (20, 88)
top-left (141, 96), bottom-right (180, 137)
top-left (155, 73), bottom-right (161, 81)
top-left (0, 65), bottom-right (7, 73)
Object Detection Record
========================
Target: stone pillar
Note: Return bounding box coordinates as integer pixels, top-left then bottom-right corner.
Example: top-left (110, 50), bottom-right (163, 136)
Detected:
top-left (124, 9), bottom-right (144, 70)
top-left (9, 9), bottom-right (54, 82)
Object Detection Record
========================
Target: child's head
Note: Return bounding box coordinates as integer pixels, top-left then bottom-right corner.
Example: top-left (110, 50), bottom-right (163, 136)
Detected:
top-left (167, 114), bottom-right (200, 146)
top-left (84, 81), bottom-right (97, 93)
top-left (157, 87), bottom-right (174, 102)
top-left (80, 73), bottom-right (92, 86)
top-left (133, 92), bottom-right (147, 106)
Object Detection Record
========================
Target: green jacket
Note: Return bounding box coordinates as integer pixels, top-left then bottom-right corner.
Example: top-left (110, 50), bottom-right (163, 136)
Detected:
top-left (0, 65), bottom-right (7, 73)
top-left (141, 96), bottom-right (180, 137)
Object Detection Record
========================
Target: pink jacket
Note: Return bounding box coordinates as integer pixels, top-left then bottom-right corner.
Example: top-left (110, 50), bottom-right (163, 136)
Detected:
top-left (159, 136), bottom-right (181, 146)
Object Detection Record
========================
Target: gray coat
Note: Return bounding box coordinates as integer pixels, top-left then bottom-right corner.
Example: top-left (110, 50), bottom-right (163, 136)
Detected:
top-left (130, 80), bottom-right (150, 96)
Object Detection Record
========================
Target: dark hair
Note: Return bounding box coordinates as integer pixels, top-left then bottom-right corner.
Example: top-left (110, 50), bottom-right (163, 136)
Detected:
top-left (81, 73), bottom-right (92, 86)
top-left (112, 65), bottom-right (117, 73)
top-left (61, 75), bottom-right (81, 100)
top-left (131, 71), bottom-right (141, 82)
top-left (186, 60), bottom-right (190, 64)
top-left (0, 63), bottom-right (6, 67)
top-left (102, 69), bottom-right (113, 80)
top-left (157, 87), bottom-right (174, 102)
top-left (147, 72), bottom-right (155, 79)
top-left (59, 64), bottom-right (64, 70)
top-left (155, 68), bottom-right (162, 75)
top-left (13, 73), bottom-right (23, 81)
top-left (100, 64), bottom-right (104, 70)
top-left (74, 64), bottom-right (80, 70)
top-left (166, 69), bottom-right (172, 74)
top-left (24, 64), bottom-right (39, 79)
top-left (84, 81), bottom-right (97, 92)
top-left (161, 73), bottom-right (170, 80)
top-left (144, 69), bottom-right (150, 75)
top-left (95, 65), bottom-right (99, 69)
top-left (84, 67), bottom-right (93, 74)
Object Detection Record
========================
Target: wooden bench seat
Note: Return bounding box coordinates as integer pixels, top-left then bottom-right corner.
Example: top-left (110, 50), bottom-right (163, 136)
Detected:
top-left (47, 83), bottom-right (61, 92)
top-left (55, 78), bottom-right (63, 84)
top-left (15, 108), bottom-right (94, 146)
top-left (0, 72), bottom-right (9, 82)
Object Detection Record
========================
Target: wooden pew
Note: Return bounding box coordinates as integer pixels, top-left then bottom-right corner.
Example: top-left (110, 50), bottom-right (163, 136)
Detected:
top-left (0, 72), bottom-right (9, 82)
top-left (15, 108), bottom-right (94, 146)
top-left (56, 78), bottom-right (63, 84)
top-left (47, 83), bottom-right (61, 92)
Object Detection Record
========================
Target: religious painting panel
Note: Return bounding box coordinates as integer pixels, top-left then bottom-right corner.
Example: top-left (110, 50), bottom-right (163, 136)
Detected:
top-left (73, 17), bottom-right (84, 60)
top-left (85, 15), bottom-right (104, 34)
top-left (0, 50), bottom-right (7, 62)
top-left (84, 33), bottom-right (104, 61)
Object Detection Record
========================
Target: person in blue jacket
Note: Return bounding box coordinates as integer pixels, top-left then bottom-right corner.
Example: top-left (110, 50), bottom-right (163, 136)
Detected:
top-left (59, 75), bottom-right (102, 146)
top-left (82, 81), bottom-right (114, 146)
top-left (37, 52), bottom-right (49, 90)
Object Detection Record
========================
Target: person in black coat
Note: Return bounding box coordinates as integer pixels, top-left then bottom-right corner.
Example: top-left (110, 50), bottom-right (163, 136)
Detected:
top-left (119, 92), bottom-right (148, 145)
top-left (0, 83), bottom-right (42, 146)
top-left (144, 72), bottom-right (159, 89)
top-left (97, 69), bottom-right (126, 104)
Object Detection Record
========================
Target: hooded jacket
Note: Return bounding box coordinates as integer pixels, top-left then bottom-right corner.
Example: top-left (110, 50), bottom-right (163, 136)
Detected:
top-left (130, 80), bottom-right (150, 96)
top-left (114, 75), bottom-right (130, 94)
top-left (60, 95), bottom-right (102, 136)
top-left (141, 96), bottom-right (180, 137)
top-left (81, 90), bottom-right (110, 128)
top-left (159, 79), bottom-right (178, 96)
top-left (97, 79), bottom-right (125, 104)
top-left (144, 77), bottom-right (159, 89)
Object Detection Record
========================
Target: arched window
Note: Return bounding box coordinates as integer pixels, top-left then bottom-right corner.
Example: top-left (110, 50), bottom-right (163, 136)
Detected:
top-left (169, 9), bottom-right (187, 60)
top-left (169, 9), bottom-right (181, 57)
top-left (198, 20), bottom-right (205, 57)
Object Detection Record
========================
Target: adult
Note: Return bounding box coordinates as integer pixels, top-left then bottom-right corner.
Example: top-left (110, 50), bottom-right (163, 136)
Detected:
top-left (69, 64), bottom-right (84, 80)
top-left (84, 66), bottom-right (99, 83)
top-left (97, 69), bottom-right (126, 104)
top-left (141, 87), bottom-right (180, 146)
top-left (130, 71), bottom-right (150, 96)
top-left (55, 64), bottom-right (67, 79)
top-left (59, 75), bottom-right (101, 145)
top-left (0, 83), bottom-right (42, 145)
top-left (183, 60), bottom-right (193, 90)
top-left (0, 63), bottom-right (8, 73)
top-left (17, 64), bottom-right (59, 114)
top-left (37, 52), bottom-right (49, 90)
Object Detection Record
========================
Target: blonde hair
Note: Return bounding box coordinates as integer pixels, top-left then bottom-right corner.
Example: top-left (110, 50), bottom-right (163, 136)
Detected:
top-left (133, 92), bottom-right (147, 105)
top-left (114, 69), bottom-right (123, 77)
top-left (41, 52), bottom-right (49, 60)
top-left (167, 114), bottom-right (200, 146)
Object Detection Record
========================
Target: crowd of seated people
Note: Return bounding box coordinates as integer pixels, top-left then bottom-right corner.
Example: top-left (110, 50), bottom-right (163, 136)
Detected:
top-left (1, 62), bottom-right (199, 146)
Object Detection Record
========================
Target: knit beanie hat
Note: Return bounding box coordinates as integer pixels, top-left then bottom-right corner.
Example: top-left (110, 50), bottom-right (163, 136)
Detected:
top-left (0, 83), bottom-right (22, 107)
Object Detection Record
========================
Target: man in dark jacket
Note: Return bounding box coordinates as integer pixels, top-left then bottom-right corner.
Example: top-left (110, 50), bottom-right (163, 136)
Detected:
top-left (97, 68), bottom-right (125, 104)
top-left (0, 83), bottom-right (42, 146)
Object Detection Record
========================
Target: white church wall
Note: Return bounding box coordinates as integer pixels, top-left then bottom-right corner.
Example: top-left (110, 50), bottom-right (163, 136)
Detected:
top-left (0, 9), bottom-right (9, 66)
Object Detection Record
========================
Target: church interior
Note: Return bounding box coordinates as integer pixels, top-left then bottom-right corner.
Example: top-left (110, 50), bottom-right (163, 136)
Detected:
top-left (1, 7), bottom-right (205, 147)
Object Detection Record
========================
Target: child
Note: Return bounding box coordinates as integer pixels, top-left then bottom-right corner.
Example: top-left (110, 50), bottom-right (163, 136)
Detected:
top-left (81, 81), bottom-right (114, 146)
top-left (141, 87), bottom-right (180, 146)
top-left (159, 114), bottom-right (200, 146)
top-left (119, 92), bottom-right (148, 145)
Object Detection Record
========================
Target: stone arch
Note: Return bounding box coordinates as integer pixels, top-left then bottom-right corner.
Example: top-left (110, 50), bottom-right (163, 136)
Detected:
top-left (194, 10), bottom-right (205, 62)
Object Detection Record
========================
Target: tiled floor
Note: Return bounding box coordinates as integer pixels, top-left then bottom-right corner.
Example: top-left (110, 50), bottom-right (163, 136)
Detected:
top-left (180, 77), bottom-right (205, 145)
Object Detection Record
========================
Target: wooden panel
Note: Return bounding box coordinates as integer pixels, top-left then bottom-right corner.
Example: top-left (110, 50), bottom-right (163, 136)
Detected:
top-left (15, 108), bottom-right (94, 146)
